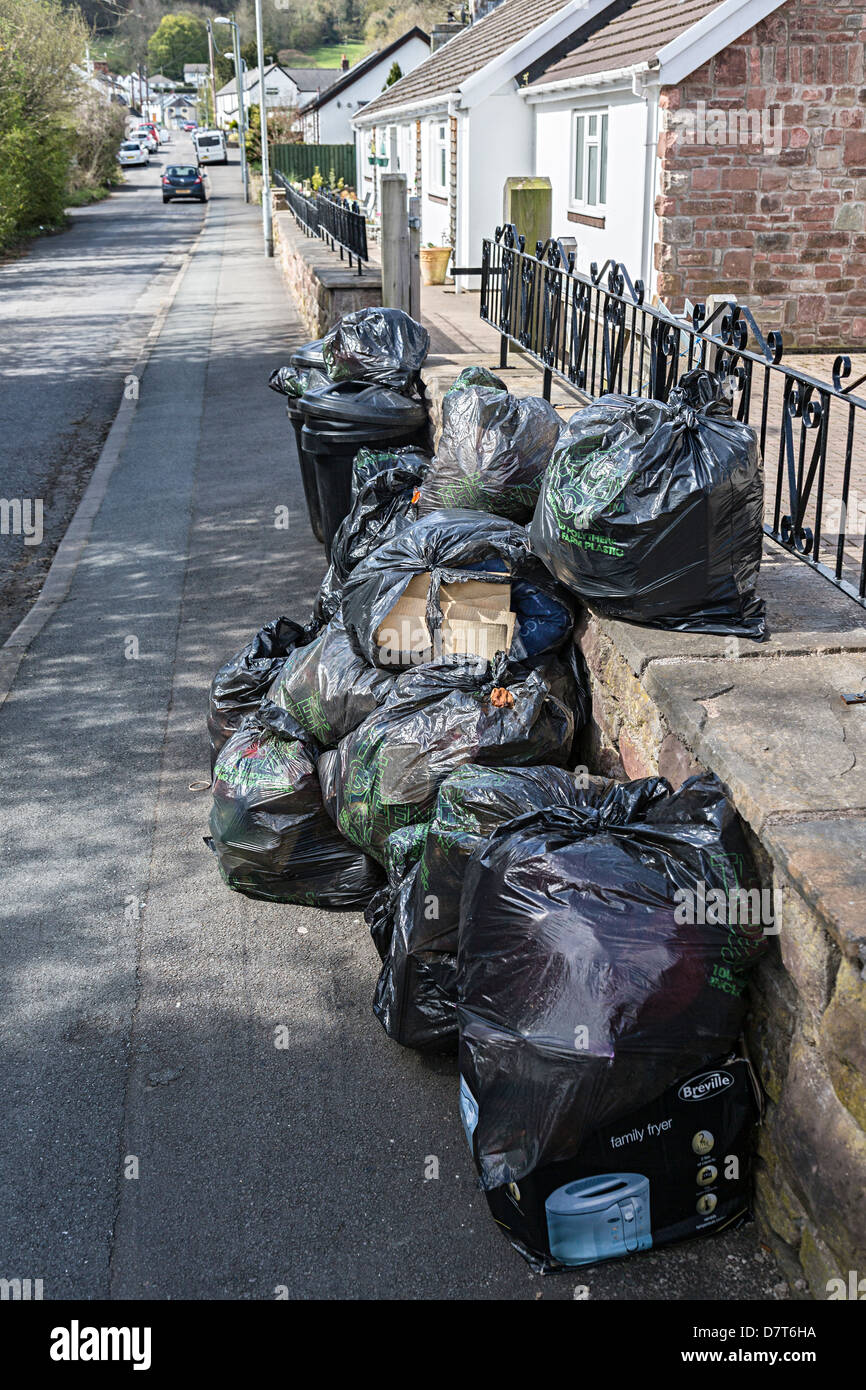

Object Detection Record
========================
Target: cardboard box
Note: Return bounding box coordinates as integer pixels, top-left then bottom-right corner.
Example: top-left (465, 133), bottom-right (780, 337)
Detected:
top-left (375, 571), bottom-right (514, 665)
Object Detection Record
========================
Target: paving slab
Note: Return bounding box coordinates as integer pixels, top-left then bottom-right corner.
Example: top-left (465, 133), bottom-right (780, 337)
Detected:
top-left (644, 652), bottom-right (866, 833)
top-left (595, 544), bottom-right (866, 678)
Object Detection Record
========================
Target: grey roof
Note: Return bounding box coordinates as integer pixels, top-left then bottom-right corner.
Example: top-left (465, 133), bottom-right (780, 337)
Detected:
top-left (217, 64), bottom-right (278, 98)
top-left (528, 0), bottom-right (725, 85)
top-left (358, 0), bottom-right (571, 119)
top-left (218, 63), bottom-right (341, 99)
top-left (282, 66), bottom-right (342, 92)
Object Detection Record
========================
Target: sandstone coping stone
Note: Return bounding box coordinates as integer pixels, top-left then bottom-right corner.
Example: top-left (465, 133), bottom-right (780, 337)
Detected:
top-left (643, 652), bottom-right (866, 832)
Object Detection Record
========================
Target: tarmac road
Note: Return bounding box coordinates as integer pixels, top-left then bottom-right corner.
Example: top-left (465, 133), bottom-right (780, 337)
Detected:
top-left (0, 135), bottom-right (206, 643)
top-left (0, 154), bottom-right (784, 1300)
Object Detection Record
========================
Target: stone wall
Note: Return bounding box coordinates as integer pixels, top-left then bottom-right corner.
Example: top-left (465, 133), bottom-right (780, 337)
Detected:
top-left (273, 209), bottom-right (383, 340)
top-left (656, 0), bottom-right (866, 349)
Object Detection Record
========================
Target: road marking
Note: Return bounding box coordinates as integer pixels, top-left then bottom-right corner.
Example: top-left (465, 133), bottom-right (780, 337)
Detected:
top-left (0, 203), bottom-right (211, 710)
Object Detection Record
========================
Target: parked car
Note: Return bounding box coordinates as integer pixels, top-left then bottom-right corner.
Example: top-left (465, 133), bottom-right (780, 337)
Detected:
top-left (118, 140), bottom-right (149, 168)
top-left (131, 126), bottom-right (158, 153)
top-left (161, 165), bottom-right (207, 204)
top-left (192, 129), bottom-right (228, 165)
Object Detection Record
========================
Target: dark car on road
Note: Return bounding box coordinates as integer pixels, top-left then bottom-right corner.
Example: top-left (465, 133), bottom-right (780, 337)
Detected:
top-left (162, 165), bottom-right (207, 204)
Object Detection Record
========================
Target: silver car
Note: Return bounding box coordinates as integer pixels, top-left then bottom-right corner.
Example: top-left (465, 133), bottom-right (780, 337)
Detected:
top-left (118, 140), bottom-right (150, 167)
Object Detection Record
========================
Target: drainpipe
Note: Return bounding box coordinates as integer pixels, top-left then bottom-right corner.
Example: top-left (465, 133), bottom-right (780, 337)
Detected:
top-left (448, 94), bottom-right (464, 293)
top-left (634, 66), bottom-right (660, 298)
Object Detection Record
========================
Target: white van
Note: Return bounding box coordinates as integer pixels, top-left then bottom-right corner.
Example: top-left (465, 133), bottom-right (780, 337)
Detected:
top-left (193, 129), bottom-right (228, 165)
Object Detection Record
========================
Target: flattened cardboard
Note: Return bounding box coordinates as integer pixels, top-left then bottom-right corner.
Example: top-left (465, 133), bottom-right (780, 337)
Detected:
top-left (375, 572), bottom-right (516, 666)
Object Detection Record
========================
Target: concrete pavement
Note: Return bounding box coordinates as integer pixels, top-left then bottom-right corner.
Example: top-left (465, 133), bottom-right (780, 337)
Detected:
top-left (0, 160), bottom-right (782, 1300)
top-left (0, 137), bottom-right (207, 643)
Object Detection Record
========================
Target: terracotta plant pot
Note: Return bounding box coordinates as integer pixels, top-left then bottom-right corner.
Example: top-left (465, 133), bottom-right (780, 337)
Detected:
top-left (420, 246), bottom-right (452, 286)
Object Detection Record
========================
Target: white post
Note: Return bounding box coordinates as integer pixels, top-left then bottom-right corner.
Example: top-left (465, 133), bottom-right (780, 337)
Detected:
top-left (408, 195), bottom-right (421, 322)
top-left (253, 0), bottom-right (273, 256)
top-left (381, 173), bottom-right (409, 312)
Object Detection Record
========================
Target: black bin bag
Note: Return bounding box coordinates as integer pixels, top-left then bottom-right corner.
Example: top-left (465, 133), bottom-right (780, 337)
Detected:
top-left (259, 612), bottom-right (396, 748)
top-left (207, 616), bottom-right (314, 773)
top-left (207, 716), bottom-right (383, 908)
top-left (529, 367), bottom-right (766, 638)
top-left (313, 448), bottom-right (430, 626)
top-left (340, 509), bottom-right (577, 671)
top-left (457, 773), bottom-right (767, 1191)
top-left (322, 307), bottom-right (430, 392)
top-left (418, 379), bottom-right (562, 522)
top-left (368, 763), bottom-right (581, 1052)
top-left (470, 1054), bottom-right (762, 1272)
top-left (318, 655), bottom-right (576, 865)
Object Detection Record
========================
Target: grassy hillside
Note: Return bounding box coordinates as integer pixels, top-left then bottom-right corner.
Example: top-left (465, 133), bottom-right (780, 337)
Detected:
top-left (280, 42), bottom-right (370, 67)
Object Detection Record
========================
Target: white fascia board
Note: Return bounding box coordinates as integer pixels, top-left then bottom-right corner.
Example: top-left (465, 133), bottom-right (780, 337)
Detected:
top-left (521, 63), bottom-right (647, 102)
top-left (458, 0), bottom-right (619, 109)
top-left (352, 95), bottom-right (450, 128)
top-left (658, 0), bottom-right (787, 86)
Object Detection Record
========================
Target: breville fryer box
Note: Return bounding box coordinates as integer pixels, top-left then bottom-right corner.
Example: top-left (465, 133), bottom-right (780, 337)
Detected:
top-left (471, 1055), bottom-right (761, 1271)
top-left (545, 1174), bottom-right (651, 1264)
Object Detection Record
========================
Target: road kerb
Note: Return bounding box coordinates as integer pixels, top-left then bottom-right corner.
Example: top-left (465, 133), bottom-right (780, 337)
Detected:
top-left (0, 204), bottom-right (211, 710)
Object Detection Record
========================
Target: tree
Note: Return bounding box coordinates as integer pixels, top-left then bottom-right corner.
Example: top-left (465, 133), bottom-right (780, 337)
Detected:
top-left (0, 0), bottom-right (87, 246)
top-left (383, 61), bottom-right (402, 88)
top-left (146, 13), bottom-right (208, 81)
top-left (244, 102), bottom-right (300, 167)
top-left (71, 88), bottom-right (127, 191)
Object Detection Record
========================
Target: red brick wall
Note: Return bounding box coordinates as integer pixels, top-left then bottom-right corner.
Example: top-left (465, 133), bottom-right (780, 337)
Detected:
top-left (655, 0), bottom-right (866, 349)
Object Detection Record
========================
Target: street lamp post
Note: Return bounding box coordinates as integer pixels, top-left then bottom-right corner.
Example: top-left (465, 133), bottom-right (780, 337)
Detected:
top-left (215, 17), bottom-right (248, 204)
top-left (253, 0), bottom-right (272, 256)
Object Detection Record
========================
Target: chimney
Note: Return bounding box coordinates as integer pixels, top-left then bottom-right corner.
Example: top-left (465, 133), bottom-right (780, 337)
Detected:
top-left (430, 12), bottom-right (468, 52)
top-left (341, 53), bottom-right (350, 71)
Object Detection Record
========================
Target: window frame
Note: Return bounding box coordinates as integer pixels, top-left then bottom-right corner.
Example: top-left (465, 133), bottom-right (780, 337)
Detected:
top-left (570, 108), bottom-right (609, 212)
top-left (429, 119), bottom-right (448, 195)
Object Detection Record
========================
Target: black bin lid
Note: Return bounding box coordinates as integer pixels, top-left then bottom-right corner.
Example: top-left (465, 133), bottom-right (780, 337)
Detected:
top-left (290, 338), bottom-right (326, 372)
top-left (300, 418), bottom-right (422, 450)
top-left (298, 379), bottom-right (427, 430)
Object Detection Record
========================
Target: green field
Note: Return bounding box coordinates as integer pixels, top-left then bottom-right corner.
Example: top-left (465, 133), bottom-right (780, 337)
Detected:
top-left (280, 43), bottom-right (370, 68)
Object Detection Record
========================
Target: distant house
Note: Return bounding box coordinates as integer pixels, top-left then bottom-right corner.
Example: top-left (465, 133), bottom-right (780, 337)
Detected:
top-left (184, 64), bottom-right (210, 89)
top-left (215, 63), bottom-right (342, 127)
top-left (149, 74), bottom-right (178, 92)
top-left (298, 30), bottom-right (431, 145)
top-left (163, 93), bottom-right (198, 128)
top-left (353, 0), bottom-right (866, 349)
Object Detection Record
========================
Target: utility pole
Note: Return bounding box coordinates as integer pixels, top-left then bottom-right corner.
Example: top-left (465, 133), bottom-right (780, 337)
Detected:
top-left (205, 18), bottom-right (218, 127)
top-left (215, 16), bottom-right (248, 203)
top-left (253, 0), bottom-right (272, 255)
top-left (235, 48), bottom-right (248, 203)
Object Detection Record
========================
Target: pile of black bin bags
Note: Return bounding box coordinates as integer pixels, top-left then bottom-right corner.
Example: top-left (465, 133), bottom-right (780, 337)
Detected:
top-left (205, 310), bottom-right (770, 1272)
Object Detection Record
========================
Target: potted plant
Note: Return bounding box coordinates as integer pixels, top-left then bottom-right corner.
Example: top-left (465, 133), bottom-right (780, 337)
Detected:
top-left (420, 241), bottom-right (452, 286)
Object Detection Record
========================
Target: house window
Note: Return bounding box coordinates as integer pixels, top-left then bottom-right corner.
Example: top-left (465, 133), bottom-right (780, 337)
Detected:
top-left (572, 111), bottom-right (608, 209)
top-left (430, 121), bottom-right (448, 193)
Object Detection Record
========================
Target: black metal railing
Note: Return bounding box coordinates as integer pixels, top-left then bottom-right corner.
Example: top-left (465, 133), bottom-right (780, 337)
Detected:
top-left (317, 190), bottom-right (368, 270)
top-left (280, 178), bottom-right (319, 237)
top-left (481, 223), bottom-right (866, 608)
top-left (274, 170), bottom-right (368, 272)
